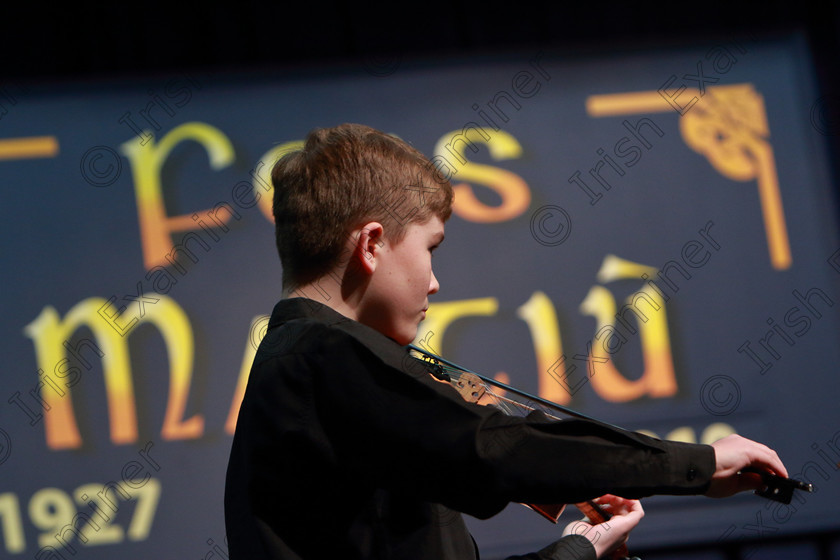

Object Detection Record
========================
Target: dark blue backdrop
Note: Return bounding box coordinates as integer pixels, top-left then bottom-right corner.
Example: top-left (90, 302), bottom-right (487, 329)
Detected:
top-left (1, 31), bottom-right (838, 559)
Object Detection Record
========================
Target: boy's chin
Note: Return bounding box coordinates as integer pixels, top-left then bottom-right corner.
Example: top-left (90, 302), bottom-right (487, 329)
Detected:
top-left (390, 333), bottom-right (414, 346)
top-left (361, 314), bottom-right (420, 346)
top-left (387, 325), bottom-right (418, 347)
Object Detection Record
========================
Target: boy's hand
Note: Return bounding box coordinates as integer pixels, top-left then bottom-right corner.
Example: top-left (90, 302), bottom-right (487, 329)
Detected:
top-left (562, 495), bottom-right (644, 559)
top-left (705, 434), bottom-right (789, 498)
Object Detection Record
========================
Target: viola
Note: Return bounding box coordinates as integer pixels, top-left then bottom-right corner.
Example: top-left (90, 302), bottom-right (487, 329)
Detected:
top-left (408, 344), bottom-right (812, 560)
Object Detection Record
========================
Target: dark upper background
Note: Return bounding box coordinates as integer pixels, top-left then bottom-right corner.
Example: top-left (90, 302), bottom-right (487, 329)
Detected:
top-left (4, 1), bottom-right (838, 180)
top-left (4, 2), bottom-right (837, 85)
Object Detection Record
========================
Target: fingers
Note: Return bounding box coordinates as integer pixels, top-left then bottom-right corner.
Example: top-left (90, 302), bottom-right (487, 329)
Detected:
top-left (626, 498), bottom-right (644, 517)
top-left (592, 495), bottom-right (644, 518)
top-left (612, 499), bottom-right (644, 526)
top-left (590, 495), bottom-right (645, 529)
top-left (563, 497), bottom-right (645, 559)
top-left (750, 444), bottom-right (788, 478)
top-left (707, 434), bottom-right (790, 497)
top-left (714, 434), bottom-right (788, 476)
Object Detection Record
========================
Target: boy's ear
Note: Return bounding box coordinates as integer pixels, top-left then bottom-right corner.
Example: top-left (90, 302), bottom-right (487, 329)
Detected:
top-left (353, 222), bottom-right (385, 275)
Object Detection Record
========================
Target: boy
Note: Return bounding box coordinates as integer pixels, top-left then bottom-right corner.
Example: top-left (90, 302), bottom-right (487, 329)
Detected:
top-left (224, 123), bottom-right (787, 559)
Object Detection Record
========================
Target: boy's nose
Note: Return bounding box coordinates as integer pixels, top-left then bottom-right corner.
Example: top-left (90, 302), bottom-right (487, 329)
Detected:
top-left (429, 270), bottom-right (440, 294)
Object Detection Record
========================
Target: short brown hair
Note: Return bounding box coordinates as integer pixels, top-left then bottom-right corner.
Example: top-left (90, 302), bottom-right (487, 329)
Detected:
top-left (272, 123), bottom-right (453, 288)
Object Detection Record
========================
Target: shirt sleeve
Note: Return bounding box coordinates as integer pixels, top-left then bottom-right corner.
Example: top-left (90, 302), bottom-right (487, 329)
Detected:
top-left (258, 321), bottom-right (715, 519)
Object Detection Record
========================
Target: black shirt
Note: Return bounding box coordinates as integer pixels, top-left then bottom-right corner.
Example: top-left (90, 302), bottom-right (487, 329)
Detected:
top-left (225, 298), bottom-right (715, 559)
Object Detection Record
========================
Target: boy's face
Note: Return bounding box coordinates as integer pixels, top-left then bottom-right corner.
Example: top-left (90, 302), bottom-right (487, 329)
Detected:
top-left (360, 216), bottom-right (445, 345)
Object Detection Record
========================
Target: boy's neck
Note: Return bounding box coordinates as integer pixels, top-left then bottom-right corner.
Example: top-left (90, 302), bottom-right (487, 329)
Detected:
top-left (283, 274), bottom-right (363, 324)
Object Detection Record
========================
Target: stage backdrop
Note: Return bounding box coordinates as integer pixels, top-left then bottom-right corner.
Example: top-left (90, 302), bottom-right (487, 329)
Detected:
top-left (1, 31), bottom-right (839, 559)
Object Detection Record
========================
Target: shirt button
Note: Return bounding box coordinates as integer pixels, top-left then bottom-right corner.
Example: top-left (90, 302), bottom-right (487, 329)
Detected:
top-left (687, 467), bottom-right (697, 481)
